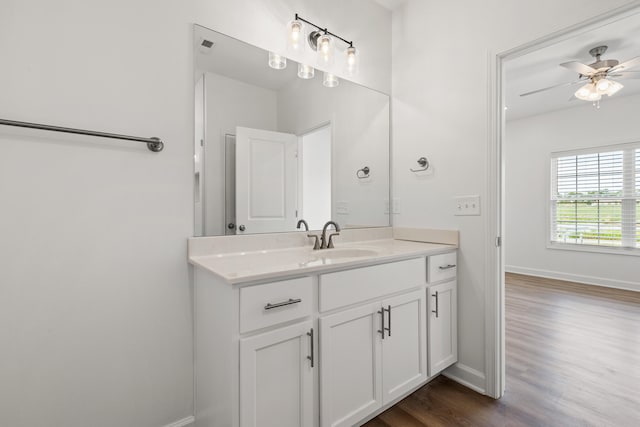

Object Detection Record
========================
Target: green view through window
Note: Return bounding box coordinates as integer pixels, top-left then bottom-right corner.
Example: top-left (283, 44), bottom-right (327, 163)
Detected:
top-left (550, 144), bottom-right (639, 250)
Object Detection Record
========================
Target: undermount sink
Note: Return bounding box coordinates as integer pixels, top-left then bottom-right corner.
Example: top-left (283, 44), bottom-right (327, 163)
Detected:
top-left (311, 247), bottom-right (380, 260)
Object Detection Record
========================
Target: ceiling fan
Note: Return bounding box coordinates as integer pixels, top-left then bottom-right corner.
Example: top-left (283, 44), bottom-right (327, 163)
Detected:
top-left (520, 45), bottom-right (640, 102)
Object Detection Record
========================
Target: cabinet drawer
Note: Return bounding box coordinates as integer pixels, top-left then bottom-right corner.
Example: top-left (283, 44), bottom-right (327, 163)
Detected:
top-left (319, 258), bottom-right (425, 312)
top-left (428, 252), bottom-right (457, 283)
top-left (240, 277), bottom-right (313, 333)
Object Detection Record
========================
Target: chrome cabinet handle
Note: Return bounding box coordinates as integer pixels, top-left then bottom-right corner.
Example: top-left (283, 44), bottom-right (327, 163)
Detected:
top-left (264, 298), bottom-right (302, 310)
top-left (438, 264), bottom-right (456, 270)
top-left (378, 308), bottom-right (385, 339)
top-left (307, 328), bottom-right (314, 368)
top-left (384, 305), bottom-right (391, 337)
top-left (432, 291), bottom-right (439, 318)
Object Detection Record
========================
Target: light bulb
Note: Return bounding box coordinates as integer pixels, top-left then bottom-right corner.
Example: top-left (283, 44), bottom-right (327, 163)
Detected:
top-left (297, 63), bottom-right (315, 79)
top-left (575, 83), bottom-right (596, 101)
top-left (323, 72), bottom-right (339, 88)
top-left (345, 46), bottom-right (358, 76)
top-left (268, 52), bottom-right (286, 70)
top-left (596, 78), bottom-right (610, 92)
top-left (316, 34), bottom-right (334, 65)
top-left (287, 20), bottom-right (304, 52)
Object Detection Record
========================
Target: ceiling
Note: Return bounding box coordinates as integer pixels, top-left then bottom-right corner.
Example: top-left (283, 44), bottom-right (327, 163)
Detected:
top-left (505, 12), bottom-right (640, 121)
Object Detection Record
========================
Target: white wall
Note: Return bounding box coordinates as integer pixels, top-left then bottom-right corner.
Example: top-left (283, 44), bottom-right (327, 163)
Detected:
top-left (203, 72), bottom-right (278, 235)
top-left (0, 1), bottom-right (195, 426)
top-left (301, 125), bottom-right (332, 230)
top-left (390, 0), bottom-right (636, 392)
top-left (0, 1), bottom-right (391, 426)
top-left (506, 94), bottom-right (640, 291)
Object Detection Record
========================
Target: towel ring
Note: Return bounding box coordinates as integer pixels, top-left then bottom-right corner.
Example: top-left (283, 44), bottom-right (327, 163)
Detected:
top-left (410, 157), bottom-right (429, 172)
top-left (356, 166), bottom-right (370, 179)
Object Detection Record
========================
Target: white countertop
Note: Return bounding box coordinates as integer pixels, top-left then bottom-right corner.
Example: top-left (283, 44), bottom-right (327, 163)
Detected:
top-left (189, 238), bottom-right (456, 285)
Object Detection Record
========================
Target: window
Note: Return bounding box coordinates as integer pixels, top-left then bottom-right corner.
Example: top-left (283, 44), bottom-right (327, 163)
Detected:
top-left (550, 143), bottom-right (639, 252)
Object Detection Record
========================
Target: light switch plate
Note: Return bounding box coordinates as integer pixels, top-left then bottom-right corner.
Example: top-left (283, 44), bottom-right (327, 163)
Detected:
top-left (454, 195), bottom-right (480, 216)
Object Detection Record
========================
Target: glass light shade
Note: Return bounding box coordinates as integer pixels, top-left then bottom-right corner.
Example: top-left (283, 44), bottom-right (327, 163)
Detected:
top-left (268, 52), bottom-right (287, 70)
top-left (587, 90), bottom-right (601, 101)
top-left (605, 80), bottom-right (623, 96)
top-left (287, 20), bottom-right (305, 52)
top-left (595, 78), bottom-right (610, 92)
top-left (575, 83), bottom-right (597, 101)
top-left (323, 72), bottom-right (339, 88)
top-left (316, 34), bottom-right (334, 66)
top-left (297, 63), bottom-right (315, 79)
top-left (345, 46), bottom-right (358, 76)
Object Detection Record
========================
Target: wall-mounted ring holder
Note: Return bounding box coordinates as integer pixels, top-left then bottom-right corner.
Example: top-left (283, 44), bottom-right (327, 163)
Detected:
top-left (356, 166), bottom-right (370, 179)
top-left (410, 157), bottom-right (430, 172)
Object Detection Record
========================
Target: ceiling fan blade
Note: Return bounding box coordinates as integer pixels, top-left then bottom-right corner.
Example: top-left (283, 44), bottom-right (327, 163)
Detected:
top-left (520, 78), bottom-right (587, 97)
top-left (609, 56), bottom-right (640, 73)
top-left (560, 61), bottom-right (596, 75)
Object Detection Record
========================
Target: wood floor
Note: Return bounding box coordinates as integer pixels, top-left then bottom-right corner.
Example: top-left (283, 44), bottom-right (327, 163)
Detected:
top-left (364, 273), bottom-right (640, 426)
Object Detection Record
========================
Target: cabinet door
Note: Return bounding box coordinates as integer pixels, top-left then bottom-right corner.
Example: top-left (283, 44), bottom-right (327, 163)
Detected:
top-left (427, 280), bottom-right (458, 376)
top-left (381, 289), bottom-right (427, 404)
top-left (320, 303), bottom-right (383, 427)
top-left (240, 321), bottom-right (314, 427)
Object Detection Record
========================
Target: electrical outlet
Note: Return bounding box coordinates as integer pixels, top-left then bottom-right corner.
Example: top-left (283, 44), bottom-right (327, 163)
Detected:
top-left (454, 195), bottom-right (480, 216)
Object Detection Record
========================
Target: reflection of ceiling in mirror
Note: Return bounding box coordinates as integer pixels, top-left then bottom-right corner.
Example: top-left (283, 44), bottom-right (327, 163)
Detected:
top-left (194, 24), bottom-right (298, 91)
top-left (505, 13), bottom-right (640, 121)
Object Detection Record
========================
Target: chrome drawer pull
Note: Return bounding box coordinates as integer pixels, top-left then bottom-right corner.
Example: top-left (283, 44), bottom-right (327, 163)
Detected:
top-left (438, 264), bottom-right (456, 270)
top-left (264, 298), bottom-right (302, 310)
top-left (307, 328), bottom-right (314, 368)
top-left (432, 291), bottom-right (439, 318)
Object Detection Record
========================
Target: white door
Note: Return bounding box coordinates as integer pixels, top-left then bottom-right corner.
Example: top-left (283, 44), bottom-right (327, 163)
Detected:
top-left (381, 289), bottom-right (427, 404)
top-left (239, 321), bottom-right (314, 427)
top-left (427, 280), bottom-right (458, 376)
top-left (236, 126), bottom-right (298, 234)
top-left (320, 303), bottom-right (383, 427)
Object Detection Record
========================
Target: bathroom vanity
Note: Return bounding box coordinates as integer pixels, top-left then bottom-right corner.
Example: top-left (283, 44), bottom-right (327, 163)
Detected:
top-left (189, 228), bottom-right (458, 427)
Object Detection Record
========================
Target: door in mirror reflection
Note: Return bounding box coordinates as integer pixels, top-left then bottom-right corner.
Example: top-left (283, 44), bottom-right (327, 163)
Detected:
top-left (236, 127), bottom-right (298, 234)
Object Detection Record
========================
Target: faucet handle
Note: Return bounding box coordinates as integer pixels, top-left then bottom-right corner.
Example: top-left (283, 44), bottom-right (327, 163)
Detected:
top-left (327, 232), bottom-right (340, 249)
top-left (307, 234), bottom-right (321, 250)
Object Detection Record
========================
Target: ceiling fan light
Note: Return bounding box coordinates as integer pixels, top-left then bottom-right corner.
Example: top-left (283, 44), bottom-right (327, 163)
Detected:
top-left (587, 90), bottom-right (601, 101)
top-left (605, 80), bottom-right (623, 96)
top-left (575, 83), bottom-right (594, 101)
top-left (595, 78), bottom-right (610, 92)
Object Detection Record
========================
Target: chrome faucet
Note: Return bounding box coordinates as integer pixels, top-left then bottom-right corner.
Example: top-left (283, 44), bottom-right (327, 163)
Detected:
top-left (320, 221), bottom-right (341, 249)
top-left (296, 219), bottom-right (309, 231)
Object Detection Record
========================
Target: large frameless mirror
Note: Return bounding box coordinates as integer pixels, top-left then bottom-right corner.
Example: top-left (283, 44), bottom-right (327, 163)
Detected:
top-left (193, 24), bottom-right (390, 236)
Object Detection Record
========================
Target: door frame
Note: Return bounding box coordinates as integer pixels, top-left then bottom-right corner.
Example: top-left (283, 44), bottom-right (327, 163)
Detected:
top-left (486, 1), bottom-right (640, 399)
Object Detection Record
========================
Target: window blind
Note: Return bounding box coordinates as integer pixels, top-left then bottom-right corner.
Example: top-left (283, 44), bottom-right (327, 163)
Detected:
top-left (550, 143), bottom-right (639, 250)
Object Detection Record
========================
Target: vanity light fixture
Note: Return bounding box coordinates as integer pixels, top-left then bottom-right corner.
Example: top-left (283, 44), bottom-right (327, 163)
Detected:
top-left (268, 52), bottom-right (287, 69)
top-left (289, 13), bottom-right (358, 73)
top-left (323, 72), bottom-right (339, 88)
top-left (298, 63), bottom-right (315, 79)
top-left (287, 18), bottom-right (305, 52)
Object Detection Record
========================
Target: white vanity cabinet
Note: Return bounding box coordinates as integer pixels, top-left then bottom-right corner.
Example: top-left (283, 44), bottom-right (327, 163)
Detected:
top-left (427, 253), bottom-right (458, 377)
top-left (318, 259), bottom-right (427, 427)
top-left (193, 246), bottom-right (458, 427)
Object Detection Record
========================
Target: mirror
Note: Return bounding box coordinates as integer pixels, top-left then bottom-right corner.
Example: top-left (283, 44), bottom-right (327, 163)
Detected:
top-left (193, 24), bottom-right (390, 236)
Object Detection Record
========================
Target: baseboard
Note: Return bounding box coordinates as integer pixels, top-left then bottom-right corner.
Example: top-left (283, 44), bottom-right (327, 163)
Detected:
top-left (505, 265), bottom-right (640, 292)
top-left (442, 363), bottom-right (486, 395)
top-left (162, 416), bottom-right (194, 427)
